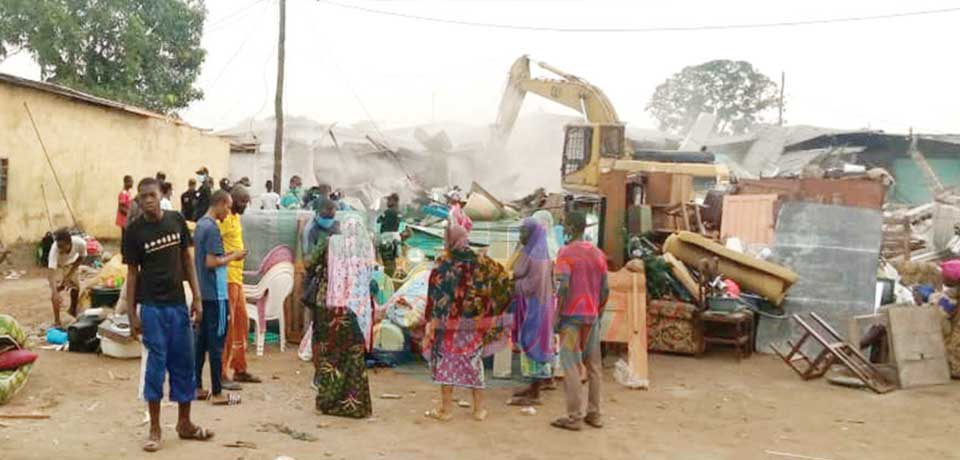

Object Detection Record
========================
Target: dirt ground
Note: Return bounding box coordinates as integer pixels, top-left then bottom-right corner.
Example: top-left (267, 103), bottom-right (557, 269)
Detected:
top-left (0, 274), bottom-right (958, 460)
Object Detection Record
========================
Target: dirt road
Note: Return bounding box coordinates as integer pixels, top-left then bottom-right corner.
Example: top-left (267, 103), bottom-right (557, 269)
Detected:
top-left (0, 276), bottom-right (956, 460)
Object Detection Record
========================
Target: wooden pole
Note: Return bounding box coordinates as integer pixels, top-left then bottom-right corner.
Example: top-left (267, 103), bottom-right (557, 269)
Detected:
top-left (272, 0), bottom-right (286, 192)
top-left (24, 102), bottom-right (78, 228)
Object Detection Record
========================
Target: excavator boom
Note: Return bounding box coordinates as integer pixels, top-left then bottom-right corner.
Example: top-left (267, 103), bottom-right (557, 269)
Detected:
top-left (488, 55), bottom-right (621, 154)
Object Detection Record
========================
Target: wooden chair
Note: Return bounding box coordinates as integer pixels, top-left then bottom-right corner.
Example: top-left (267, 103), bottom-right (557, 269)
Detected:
top-left (771, 312), bottom-right (895, 394)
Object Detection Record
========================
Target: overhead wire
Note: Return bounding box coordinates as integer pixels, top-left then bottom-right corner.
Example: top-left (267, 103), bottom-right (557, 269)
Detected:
top-left (207, 0), bottom-right (272, 88)
top-left (316, 1), bottom-right (960, 33)
top-left (206, 0), bottom-right (271, 33)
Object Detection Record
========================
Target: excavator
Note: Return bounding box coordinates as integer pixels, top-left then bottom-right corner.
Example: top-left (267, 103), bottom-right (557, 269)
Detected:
top-left (488, 55), bottom-right (729, 267)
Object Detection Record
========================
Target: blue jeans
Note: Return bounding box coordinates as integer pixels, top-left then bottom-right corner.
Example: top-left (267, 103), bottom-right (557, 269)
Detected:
top-left (195, 300), bottom-right (228, 395)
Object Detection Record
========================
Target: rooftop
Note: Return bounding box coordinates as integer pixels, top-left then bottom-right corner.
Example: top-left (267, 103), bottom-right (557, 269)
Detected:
top-left (0, 72), bottom-right (202, 130)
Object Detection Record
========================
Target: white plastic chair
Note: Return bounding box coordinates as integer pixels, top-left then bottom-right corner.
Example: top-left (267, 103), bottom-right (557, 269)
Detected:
top-left (243, 262), bottom-right (295, 356)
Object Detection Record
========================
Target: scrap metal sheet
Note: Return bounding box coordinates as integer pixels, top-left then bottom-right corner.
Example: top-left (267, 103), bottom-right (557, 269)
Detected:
top-left (757, 202), bottom-right (883, 353)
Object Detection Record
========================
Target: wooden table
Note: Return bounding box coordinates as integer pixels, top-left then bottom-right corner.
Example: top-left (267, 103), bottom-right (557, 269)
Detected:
top-left (701, 310), bottom-right (754, 360)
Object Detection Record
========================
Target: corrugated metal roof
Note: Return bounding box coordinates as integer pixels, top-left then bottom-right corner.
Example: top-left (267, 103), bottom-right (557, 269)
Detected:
top-left (0, 72), bottom-right (202, 129)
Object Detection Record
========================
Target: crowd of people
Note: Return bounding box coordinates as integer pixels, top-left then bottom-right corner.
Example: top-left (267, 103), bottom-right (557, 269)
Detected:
top-left (80, 169), bottom-right (613, 452)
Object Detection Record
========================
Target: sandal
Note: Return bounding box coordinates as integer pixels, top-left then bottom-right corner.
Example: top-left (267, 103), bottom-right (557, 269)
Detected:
top-left (221, 380), bottom-right (242, 391)
top-left (424, 409), bottom-right (453, 422)
top-left (233, 372), bottom-right (262, 383)
top-left (142, 439), bottom-right (161, 453)
top-left (211, 393), bottom-right (242, 406)
top-left (507, 396), bottom-right (541, 406)
top-left (550, 417), bottom-right (582, 431)
top-left (195, 389), bottom-right (211, 401)
top-left (472, 409), bottom-right (488, 422)
top-left (584, 413), bottom-right (603, 429)
top-left (178, 425), bottom-right (215, 441)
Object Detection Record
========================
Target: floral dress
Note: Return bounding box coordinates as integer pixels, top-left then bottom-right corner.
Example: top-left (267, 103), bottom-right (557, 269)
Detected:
top-left (304, 229), bottom-right (373, 418)
top-left (424, 248), bottom-right (513, 389)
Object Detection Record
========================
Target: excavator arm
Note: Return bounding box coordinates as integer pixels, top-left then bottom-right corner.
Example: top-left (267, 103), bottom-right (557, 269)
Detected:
top-left (488, 55), bottom-right (621, 154)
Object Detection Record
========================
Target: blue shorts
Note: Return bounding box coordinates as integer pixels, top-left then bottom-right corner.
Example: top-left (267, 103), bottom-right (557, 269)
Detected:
top-left (138, 304), bottom-right (195, 403)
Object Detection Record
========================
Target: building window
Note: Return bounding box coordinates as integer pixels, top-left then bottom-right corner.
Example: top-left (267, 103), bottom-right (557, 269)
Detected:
top-left (0, 158), bottom-right (7, 202)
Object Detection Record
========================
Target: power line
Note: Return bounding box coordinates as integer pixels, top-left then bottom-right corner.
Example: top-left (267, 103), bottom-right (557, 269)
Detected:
top-left (207, 1), bottom-right (271, 87)
top-left (207, 0), bottom-right (270, 33)
top-left (317, 1), bottom-right (960, 33)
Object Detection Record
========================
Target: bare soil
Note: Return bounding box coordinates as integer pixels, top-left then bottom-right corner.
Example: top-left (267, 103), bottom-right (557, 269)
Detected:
top-left (0, 274), bottom-right (957, 460)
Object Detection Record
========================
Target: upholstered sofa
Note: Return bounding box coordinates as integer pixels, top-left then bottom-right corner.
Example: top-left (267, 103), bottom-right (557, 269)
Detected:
top-left (647, 299), bottom-right (704, 355)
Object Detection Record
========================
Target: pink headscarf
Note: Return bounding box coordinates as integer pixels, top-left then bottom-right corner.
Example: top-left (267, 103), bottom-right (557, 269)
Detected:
top-left (942, 260), bottom-right (960, 285)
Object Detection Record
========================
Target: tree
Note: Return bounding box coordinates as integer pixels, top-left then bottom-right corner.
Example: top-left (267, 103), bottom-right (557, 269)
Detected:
top-left (0, 0), bottom-right (207, 114)
top-left (646, 60), bottom-right (779, 136)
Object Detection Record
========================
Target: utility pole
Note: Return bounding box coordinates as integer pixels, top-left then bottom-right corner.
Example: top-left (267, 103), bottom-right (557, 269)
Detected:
top-left (778, 71), bottom-right (785, 126)
top-left (272, 0), bottom-right (286, 192)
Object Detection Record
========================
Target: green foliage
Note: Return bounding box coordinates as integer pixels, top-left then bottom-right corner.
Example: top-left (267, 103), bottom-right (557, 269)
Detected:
top-left (646, 60), bottom-right (779, 136)
top-left (0, 0), bottom-right (207, 113)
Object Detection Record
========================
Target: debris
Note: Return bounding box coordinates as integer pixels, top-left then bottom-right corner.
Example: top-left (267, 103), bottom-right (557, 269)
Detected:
top-left (316, 422), bottom-right (331, 429)
top-left (0, 422), bottom-right (9, 428)
top-left (886, 306), bottom-right (950, 388)
top-left (833, 419), bottom-right (865, 425)
top-left (380, 393), bottom-right (402, 400)
top-left (763, 450), bottom-right (833, 460)
top-left (663, 231), bottom-right (798, 305)
top-left (259, 423), bottom-right (317, 442)
top-left (223, 441), bottom-right (258, 449)
top-left (86, 401), bottom-right (101, 412)
top-left (456, 400), bottom-right (471, 408)
top-left (0, 414), bottom-right (50, 420)
top-left (771, 312), bottom-right (895, 394)
top-left (520, 407), bottom-right (537, 416)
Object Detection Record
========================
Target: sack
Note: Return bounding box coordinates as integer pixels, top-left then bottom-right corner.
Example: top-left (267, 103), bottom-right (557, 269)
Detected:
top-left (297, 322), bottom-right (313, 362)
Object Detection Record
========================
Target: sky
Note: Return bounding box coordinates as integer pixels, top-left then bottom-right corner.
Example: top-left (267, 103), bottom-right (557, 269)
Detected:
top-left (2, 0), bottom-right (959, 136)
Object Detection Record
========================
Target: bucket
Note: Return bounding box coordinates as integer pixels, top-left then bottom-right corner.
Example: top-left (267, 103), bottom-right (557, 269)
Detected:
top-left (91, 287), bottom-right (121, 309)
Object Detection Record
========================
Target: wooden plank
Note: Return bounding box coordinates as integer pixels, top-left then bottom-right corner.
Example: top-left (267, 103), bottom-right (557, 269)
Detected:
top-left (886, 306), bottom-right (950, 388)
top-left (720, 194), bottom-right (778, 245)
top-left (627, 272), bottom-right (649, 388)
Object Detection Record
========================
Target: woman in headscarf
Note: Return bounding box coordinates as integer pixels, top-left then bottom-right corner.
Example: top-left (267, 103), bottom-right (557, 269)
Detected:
top-left (508, 218), bottom-right (556, 406)
top-left (531, 210), bottom-right (560, 260)
top-left (313, 215), bottom-right (375, 418)
top-left (937, 260), bottom-right (960, 378)
top-left (446, 189), bottom-right (473, 232)
top-left (423, 224), bottom-right (512, 421)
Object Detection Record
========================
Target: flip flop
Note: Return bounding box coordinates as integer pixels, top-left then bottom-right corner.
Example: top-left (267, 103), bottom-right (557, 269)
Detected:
top-left (233, 372), bottom-right (262, 383)
top-left (211, 393), bottom-right (242, 406)
top-left (221, 380), bottom-right (242, 391)
top-left (195, 389), bottom-right (211, 401)
top-left (178, 425), bottom-right (215, 441)
top-left (550, 417), bottom-right (582, 431)
top-left (142, 439), bottom-right (161, 453)
top-left (507, 396), bottom-right (542, 406)
top-left (424, 409), bottom-right (453, 422)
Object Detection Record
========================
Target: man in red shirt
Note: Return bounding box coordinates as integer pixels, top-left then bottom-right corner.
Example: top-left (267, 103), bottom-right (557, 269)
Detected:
top-left (117, 175), bottom-right (134, 241)
top-left (551, 211), bottom-right (609, 431)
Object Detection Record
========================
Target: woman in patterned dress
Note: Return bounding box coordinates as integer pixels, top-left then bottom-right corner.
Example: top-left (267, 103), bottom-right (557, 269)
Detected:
top-left (423, 224), bottom-right (513, 421)
top-left (304, 200), bottom-right (373, 418)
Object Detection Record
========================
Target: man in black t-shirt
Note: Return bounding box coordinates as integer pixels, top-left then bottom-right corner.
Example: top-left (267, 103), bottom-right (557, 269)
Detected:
top-left (180, 178), bottom-right (200, 222)
top-left (124, 177), bottom-right (213, 452)
top-left (195, 175), bottom-right (213, 220)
